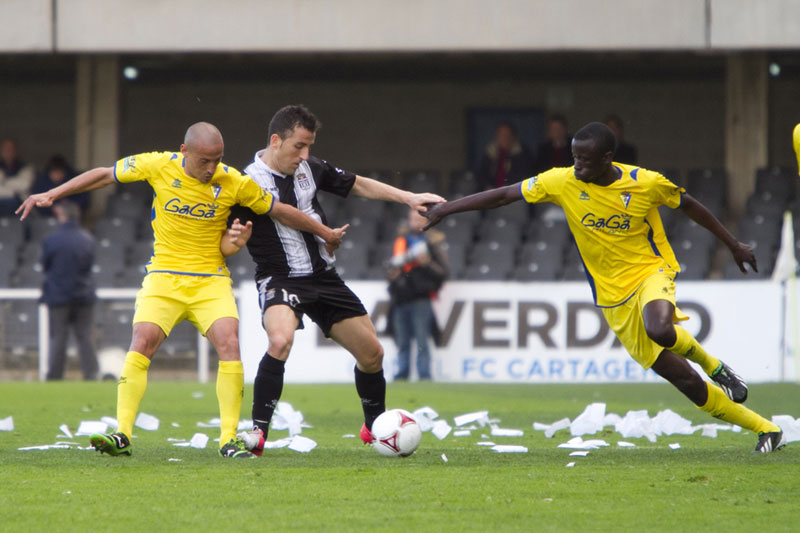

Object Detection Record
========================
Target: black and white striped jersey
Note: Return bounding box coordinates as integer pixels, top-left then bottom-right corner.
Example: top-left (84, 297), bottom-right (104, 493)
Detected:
top-left (229, 150), bottom-right (356, 280)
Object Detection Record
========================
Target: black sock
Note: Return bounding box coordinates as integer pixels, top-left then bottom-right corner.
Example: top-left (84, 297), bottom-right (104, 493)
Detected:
top-left (252, 352), bottom-right (285, 438)
top-left (354, 366), bottom-right (386, 430)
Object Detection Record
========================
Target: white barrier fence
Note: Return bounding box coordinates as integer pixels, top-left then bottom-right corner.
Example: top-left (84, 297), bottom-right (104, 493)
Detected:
top-left (3, 280), bottom-right (797, 383)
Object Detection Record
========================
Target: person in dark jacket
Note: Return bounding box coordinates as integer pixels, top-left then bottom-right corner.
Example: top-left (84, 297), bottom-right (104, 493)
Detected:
top-left (41, 201), bottom-right (99, 380)
top-left (387, 207), bottom-right (449, 381)
top-left (476, 123), bottom-right (535, 190)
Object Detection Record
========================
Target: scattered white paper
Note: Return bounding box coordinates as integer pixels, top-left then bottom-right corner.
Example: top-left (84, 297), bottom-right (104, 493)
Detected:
top-left (100, 416), bottom-right (118, 429)
top-left (732, 425), bottom-right (742, 433)
top-left (545, 418), bottom-right (571, 438)
top-left (18, 444), bottom-right (73, 451)
top-left (135, 412), bottom-right (159, 431)
top-left (171, 422), bottom-right (180, 428)
top-left (1, 416), bottom-right (15, 431)
top-left (490, 427), bottom-right (524, 438)
top-left (772, 415), bottom-right (800, 443)
top-left (615, 410), bottom-right (657, 442)
top-left (558, 437), bottom-right (609, 449)
top-left (569, 451), bottom-right (590, 457)
top-left (197, 418), bottom-right (221, 428)
top-left (453, 430), bottom-right (471, 437)
top-left (412, 406), bottom-right (439, 433)
top-left (454, 411), bottom-right (489, 427)
top-left (341, 434), bottom-right (356, 438)
top-left (603, 413), bottom-right (622, 427)
top-left (669, 443), bottom-right (681, 450)
top-left (491, 445), bottom-right (528, 453)
top-left (565, 462), bottom-right (575, 468)
top-left (272, 403), bottom-right (306, 436)
top-left (168, 458), bottom-right (182, 462)
top-left (190, 433), bottom-right (209, 449)
top-left (75, 421), bottom-right (108, 436)
top-left (652, 409), bottom-right (694, 436)
top-left (699, 424), bottom-right (718, 438)
top-left (570, 402), bottom-right (606, 436)
top-left (441, 454), bottom-right (448, 463)
top-left (476, 441), bottom-right (496, 446)
top-left (431, 420), bottom-right (452, 440)
top-left (192, 391), bottom-right (204, 399)
top-left (288, 435), bottom-right (317, 453)
top-left (237, 419), bottom-right (254, 431)
top-left (167, 438), bottom-right (185, 442)
top-left (173, 442), bottom-right (191, 447)
top-left (617, 441), bottom-right (636, 448)
top-left (58, 424), bottom-right (73, 439)
top-left (263, 438), bottom-right (292, 449)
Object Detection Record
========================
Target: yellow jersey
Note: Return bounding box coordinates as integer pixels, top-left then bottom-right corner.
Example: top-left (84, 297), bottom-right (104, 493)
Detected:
top-left (520, 164), bottom-right (684, 307)
top-left (113, 151), bottom-right (273, 276)
top-left (793, 123), bottom-right (800, 175)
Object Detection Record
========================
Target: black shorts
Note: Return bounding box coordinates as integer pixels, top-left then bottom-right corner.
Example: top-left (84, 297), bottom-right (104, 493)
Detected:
top-left (256, 269), bottom-right (367, 337)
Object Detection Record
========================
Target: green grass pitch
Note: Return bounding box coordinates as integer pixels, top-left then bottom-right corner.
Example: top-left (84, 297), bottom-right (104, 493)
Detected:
top-left (1, 381), bottom-right (798, 532)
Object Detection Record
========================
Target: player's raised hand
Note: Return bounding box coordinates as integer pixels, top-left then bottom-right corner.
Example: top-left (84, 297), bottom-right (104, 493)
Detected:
top-left (730, 241), bottom-right (758, 274)
top-left (15, 192), bottom-right (54, 221)
top-left (325, 223), bottom-right (349, 254)
top-left (421, 203), bottom-right (448, 230)
top-left (409, 192), bottom-right (446, 213)
top-left (226, 218), bottom-right (253, 248)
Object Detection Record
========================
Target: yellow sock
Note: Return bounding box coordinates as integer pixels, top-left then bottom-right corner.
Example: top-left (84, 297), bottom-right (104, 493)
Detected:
top-left (117, 351), bottom-right (151, 438)
top-left (669, 326), bottom-right (720, 375)
top-left (217, 360), bottom-right (244, 447)
top-left (699, 383), bottom-right (779, 434)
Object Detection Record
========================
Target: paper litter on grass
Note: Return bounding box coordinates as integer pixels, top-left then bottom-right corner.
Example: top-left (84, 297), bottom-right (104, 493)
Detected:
top-left (454, 411), bottom-right (489, 427)
top-left (431, 420), bottom-right (452, 440)
top-left (772, 414), bottom-right (800, 442)
top-left (101, 416), bottom-right (118, 429)
top-left (453, 430), bottom-right (471, 437)
top-left (570, 402), bottom-right (606, 436)
top-left (569, 450), bottom-right (590, 457)
top-left (617, 441), bottom-right (636, 448)
top-left (75, 421), bottom-right (107, 436)
top-left (18, 444), bottom-right (74, 451)
top-left (565, 462), bottom-right (575, 468)
top-left (669, 443), bottom-right (681, 450)
top-left (491, 445), bottom-right (528, 453)
top-left (189, 433), bottom-right (209, 449)
top-left (441, 454), bottom-right (448, 462)
top-left (558, 437), bottom-right (609, 450)
top-left (535, 417), bottom-right (570, 438)
top-left (58, 424), bottom-right (73, 439)
top-left (135, 412), bottom-right (159, 431)
top-left (288, 435), bottom-right (317, 453)
top-left (197, 417), bottom-right (221, 428)
top-left (490, 426), bottom-right (524, 437)
top-left (413, 406), bottom-right (439, 432)
top-left (263, 438), bottom-right (292, 449)
top-left (271, 402), bottom-right (307, 436)
top-left (615, 410), bottom-right (657, 442)
top-left (476, 441), bottom-right (496, 446)
top-left (0, 416), bottom-right (14, 431)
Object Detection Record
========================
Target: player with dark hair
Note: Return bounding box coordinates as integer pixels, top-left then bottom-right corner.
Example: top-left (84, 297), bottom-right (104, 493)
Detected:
top-left (423, 121), bottom-right (786, 453)
top-left (18, 121), bottom-right (346, 458)
top-left (224, 104), bottom-right (445, 454)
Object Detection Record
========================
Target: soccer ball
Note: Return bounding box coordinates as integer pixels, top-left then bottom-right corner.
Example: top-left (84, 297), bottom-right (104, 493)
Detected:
top-left (371, 408), bottom-right (422, 457)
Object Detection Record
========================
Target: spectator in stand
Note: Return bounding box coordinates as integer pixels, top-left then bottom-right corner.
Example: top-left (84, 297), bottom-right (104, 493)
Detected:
top-left (0, 138), bottom-right (35, 217)
top-left (31, 155), bottom-right (89, 217)
top-left (534, 115), bottom-right (573, 174)
top-left (387, 207), bottom-right (448, 381)
top-left (41, 201), bottom-right (99, 381)
top-left (476, 123), bottom-right (535, 191)
top-left (605, 114), bottom-right (639, 165)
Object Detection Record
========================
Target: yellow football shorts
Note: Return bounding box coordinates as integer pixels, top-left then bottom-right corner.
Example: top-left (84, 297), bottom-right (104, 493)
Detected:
top-left (601, 271), bottom-right (688, 369)
top-left (133, 272), bottom-right (238, 336)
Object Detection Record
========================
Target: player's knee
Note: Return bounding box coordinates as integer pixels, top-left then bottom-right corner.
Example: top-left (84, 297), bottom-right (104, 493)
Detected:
top-left (645, 323), bottom-right (676, 348)
top-left (359, 344), bottom-right (384, 373)
top-left (216, 334), bottom-right (240, 359)
top-left (267, 335), bottom-right (293, 360)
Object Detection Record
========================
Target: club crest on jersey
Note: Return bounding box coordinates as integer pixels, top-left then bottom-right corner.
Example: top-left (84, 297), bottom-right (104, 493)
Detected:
top-left (211, 183), bottom-right (222, 200)
top-left (296, 173), bottom-right (311, 190)
top-left (620, 192), bottom-right (632, 209)
top-left (171, 178), bottom-right (182, 188)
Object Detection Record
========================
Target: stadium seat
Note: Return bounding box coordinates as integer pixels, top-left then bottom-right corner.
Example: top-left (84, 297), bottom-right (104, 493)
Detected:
top-left (440, 241), bottom-right (467, 279)
top-left (115, 264), bottom-right (147, 288)
top-left (464, 241), bottom-right (515, 280)
top-left (91, 263), bottom-right (119, 288)
top-left (401, 170), bottom-right (443, 194)
top-left (438, 216), bottom-right (477, 247)
top-left (746, 190), bottom-right (789, 220)
top-left (475, 216), bottom-right (523, 246)
top-left (128, 240), bottom-right (155, 267)
top-left (755, 166), bottom-right (797, 203)
top-left (94, 216), bottom-right (138, 244)
top-left (27, 216), bottom-right (59, 242)
top-left (676, 245), bottom-right (711, 280)
top-left (10, 264), bottom-right (43, 288)
top-left (512, 252), bottom-right (561, 281)
top-left (525, 218), bottom-right (570, 246)
top-left (158, 320), bottom-right (196, 357)
top-left (448, 170), bottom-right (479, 198)
top-left (561, 245), bottom-right (588, 281)
top-left (97, 301), bottom-right (135, 350)
top-left (737, 213), bottom-right (782, 254)
top-left (2, 300), bottom-right (40, 357)
top-left (334, 240), bottom-right (370, 279)
top-left (686, 168), bottom-right (727, 199)
top-left (0, 217), bottom-right (25, 247)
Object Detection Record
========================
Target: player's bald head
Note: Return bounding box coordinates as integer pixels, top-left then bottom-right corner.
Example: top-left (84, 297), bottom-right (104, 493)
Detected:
top-left (184, 122), bottom-right (223, 150)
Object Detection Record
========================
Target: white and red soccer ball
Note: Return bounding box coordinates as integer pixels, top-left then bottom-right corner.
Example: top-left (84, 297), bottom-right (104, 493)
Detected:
top-left (371, 408), bottom-right (422, 457)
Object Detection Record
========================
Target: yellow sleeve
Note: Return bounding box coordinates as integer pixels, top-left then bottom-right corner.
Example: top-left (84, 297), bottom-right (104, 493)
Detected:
top-left (237, 174), bottom-right (274, 215)
top-left (113, 151), bottom-right (169, 184)
top-left (793, 123), bottom-right (800, 176)
top-left (520, 168), bottom-right (564, 205)
top-left (647, 170), bottom-right (685, 209)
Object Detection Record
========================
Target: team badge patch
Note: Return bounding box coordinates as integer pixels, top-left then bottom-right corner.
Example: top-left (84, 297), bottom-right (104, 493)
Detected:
top-left (620, 192), bottom-right (632, 209)
top-left (296, 173), bottom-right (311, 190)
top-left (212, 183), bottom-right (222, 200)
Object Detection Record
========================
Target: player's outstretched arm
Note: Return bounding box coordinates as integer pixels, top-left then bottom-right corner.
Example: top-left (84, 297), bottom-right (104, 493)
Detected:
top-left (422, 184), bottom-right (522, 230)
top-left (679, 193), bottom-right (757, 274)
top-left (16, 166), bottom-right (115, 221)
top-left (349, 175), bottom-right (445, 212)
top-left (269, 201), bottom-right (348, 251)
